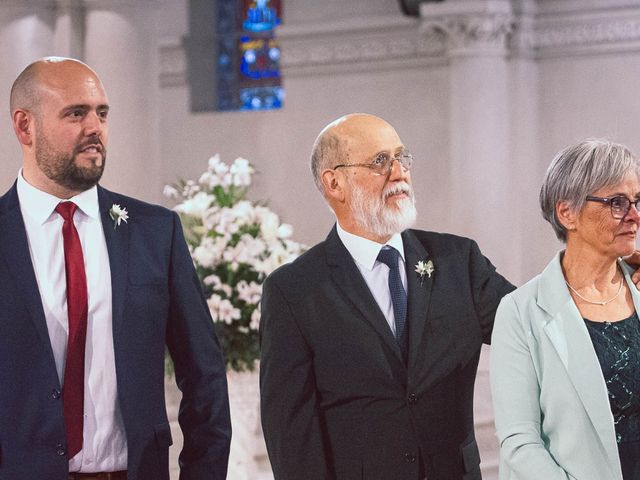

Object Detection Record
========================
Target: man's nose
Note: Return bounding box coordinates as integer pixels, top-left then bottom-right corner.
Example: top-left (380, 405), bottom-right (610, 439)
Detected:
top-left (388, 157), bottom-right (409, 181)
top-left (83, 111), bottom-right (104, 136)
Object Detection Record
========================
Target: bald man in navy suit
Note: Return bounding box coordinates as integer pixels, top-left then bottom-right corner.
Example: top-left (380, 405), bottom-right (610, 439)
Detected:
top-left (0, 57), bottom-right (230, 479)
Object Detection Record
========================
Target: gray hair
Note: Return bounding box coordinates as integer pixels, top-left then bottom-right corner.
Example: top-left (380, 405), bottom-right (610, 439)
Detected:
top-left (10, 62), bottom-right (40, 115)
top-left (310, 128), bottom-right (347, 194)
top-left (539, 139), bottom-right (640, 242)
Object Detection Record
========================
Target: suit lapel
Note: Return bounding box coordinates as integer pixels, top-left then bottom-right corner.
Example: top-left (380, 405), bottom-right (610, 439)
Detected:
top-left (402, 230), bottom-right (433, 372)
top-left (0, 184), bottom-right (56, 362)
top-left (538, 253), bottom-right (620, 474)
top-left (98, 187), bottom-right (129, 335)
top-left (324, 227), bottom-right (404, 363)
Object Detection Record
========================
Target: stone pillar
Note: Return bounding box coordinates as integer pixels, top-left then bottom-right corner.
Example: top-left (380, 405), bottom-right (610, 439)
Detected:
top-left (421, 0), bottom-right (514, 277)
top-left (0, 0), bottom-right (57, 191)
top-left (508, 0), bottom-right (542, 285)
top-left (53, 0), bottom-right (85, 59)
top-left (420, 3), bottom-right (514, 479)
top-left (83, 0), bottom-right (163, 203)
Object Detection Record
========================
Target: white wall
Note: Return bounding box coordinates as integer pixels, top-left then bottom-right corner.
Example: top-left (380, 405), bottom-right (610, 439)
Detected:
top-left (160, 66), bottom-right (451, 247)
top-left (2, 2), bottom-right (640, 280)
top-left (3, 1), bottom-right (640, 477)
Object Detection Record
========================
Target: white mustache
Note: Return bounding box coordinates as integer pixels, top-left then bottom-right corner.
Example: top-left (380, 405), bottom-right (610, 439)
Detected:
top-left (383, 182), bottom-right (413, 200)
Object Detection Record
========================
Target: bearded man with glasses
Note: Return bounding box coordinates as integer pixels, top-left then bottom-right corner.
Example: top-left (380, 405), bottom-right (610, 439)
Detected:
top-left (259, 113), bottom-right (516, 480)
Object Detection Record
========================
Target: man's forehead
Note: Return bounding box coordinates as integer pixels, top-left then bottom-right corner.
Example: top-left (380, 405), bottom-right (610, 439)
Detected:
top-left (340, 120), bottom-right (403, 152)
top-left (35, 59), bottom-right (104, 91)
top-left (38, 72), bottom-right (108, 106)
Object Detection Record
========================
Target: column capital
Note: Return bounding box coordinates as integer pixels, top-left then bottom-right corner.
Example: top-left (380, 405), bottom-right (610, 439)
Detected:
top-left (420, 0), bottom-right (513, 57)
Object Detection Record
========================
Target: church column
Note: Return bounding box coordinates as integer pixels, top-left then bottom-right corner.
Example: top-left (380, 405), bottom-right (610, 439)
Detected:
top-left (420, 3), bottom-right (514, 479)
top-left (53, 0), bottom-right (85, 59)
top-left (0, 0), bottom-right (57, 186)
top-left (421, 0), bottom-right (514, 277)
top-left (82, 0), bottom-right (163, 202)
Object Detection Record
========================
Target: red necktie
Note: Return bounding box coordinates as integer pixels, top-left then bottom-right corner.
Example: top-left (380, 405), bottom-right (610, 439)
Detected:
top-left (56, 201), bottom-right (88, 458)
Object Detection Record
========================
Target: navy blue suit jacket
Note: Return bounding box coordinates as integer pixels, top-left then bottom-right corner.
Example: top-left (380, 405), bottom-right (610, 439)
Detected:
top-left (0, 183), bottom-right (231, 480)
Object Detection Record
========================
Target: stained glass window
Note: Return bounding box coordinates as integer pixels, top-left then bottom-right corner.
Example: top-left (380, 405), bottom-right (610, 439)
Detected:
top-left (216, 0), bottom-right (283, 111)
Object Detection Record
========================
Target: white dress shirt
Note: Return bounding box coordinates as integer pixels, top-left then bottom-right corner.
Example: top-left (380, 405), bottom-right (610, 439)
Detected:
top-left (336, 222), bottom-right (408, 334)
top-left (17, 172), bottom-right (127, 472)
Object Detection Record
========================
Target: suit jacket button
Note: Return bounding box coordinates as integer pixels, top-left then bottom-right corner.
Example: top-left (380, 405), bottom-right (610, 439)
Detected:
top-left (407, 393), bottom-right (418, 405)
top-left (404, 452), bottom-right (416, 463)
top-left (56, 444), bottom-right (66, 456)
top-left (51, 388), bottom-right (61, 399)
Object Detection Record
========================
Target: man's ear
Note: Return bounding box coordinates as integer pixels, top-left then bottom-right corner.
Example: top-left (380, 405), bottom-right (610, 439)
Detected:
top-left (12, 109), bottom-right (34, 146)
top-left (321, 169), bottom-right (345, 202)
top-left (556, 200), bottom-right (577, 232)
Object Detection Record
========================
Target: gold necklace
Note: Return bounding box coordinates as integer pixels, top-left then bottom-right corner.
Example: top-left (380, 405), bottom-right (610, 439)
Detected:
top-left (565, 271), bottom-right (625, 306)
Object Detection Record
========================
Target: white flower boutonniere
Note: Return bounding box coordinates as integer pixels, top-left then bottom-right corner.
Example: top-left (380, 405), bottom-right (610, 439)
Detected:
top-left (109, 204), bottom-right (129, 229)
top-left (415, 259), bottom-right (434, 285)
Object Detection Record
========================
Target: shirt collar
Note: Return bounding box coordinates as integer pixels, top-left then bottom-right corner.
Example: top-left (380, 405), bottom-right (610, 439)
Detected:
top-left (336, 221), bottom-right (405, 271)
top-left (17, 169), bottom-right (101, 225)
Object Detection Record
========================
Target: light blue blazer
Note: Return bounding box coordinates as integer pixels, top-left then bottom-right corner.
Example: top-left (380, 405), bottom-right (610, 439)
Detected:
top-left (490, 252), bottom-right (634, 480)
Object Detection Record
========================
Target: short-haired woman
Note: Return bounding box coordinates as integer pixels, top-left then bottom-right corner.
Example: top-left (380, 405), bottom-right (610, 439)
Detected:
top-left (491, 139), bottom-right (640, 479)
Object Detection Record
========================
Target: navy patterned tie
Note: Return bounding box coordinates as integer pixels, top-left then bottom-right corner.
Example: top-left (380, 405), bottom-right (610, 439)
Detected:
top-left (377, 246), bottom-right (408, 359)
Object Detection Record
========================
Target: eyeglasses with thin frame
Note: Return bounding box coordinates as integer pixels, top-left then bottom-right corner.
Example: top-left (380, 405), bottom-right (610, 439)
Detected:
top-left (333, 151), bottom-right (414, 176)
top-left (585, 195), bottom-right (640, 219)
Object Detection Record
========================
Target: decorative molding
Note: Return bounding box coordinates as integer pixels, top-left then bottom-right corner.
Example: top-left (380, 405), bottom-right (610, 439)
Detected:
top-left (158, 4), bottom-right (640, 85)
top-left (423, 14), bottom-right (514, 57)
top-left (509, 13), bottom-right (537, 58)
top-left (83, 0), bottom-right (163, 7)
top-left (534, 15), bottom-right (640, 56)
top-left (159, 14), bottom-right (447, 85)
top-left (278, 15), bottom-right (446, 75)
top-left (55, 0), bottom-right (83, 8)
top-left (535, 0), bottom-right (640, 17)
top-left (420, 1), bottom-right (514, 57)
top-left (280, 30), bottom-right (446, 72)
top-left (0, 0), bottom-right (56, 8)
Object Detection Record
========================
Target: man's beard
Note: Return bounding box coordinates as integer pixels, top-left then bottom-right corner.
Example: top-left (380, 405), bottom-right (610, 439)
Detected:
top-left (35, 131), bottom-right (106, 193)
top-left (348, 178), bottom-right (417, 238)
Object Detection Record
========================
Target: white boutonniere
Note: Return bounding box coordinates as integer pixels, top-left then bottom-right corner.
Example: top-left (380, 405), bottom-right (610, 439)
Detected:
top-left (109, 204), bottom-right (129, 228)
top-left (415, 259), bottom-right (434, 285)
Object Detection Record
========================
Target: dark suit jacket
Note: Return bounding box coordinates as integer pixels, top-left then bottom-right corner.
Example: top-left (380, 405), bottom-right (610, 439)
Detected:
top-left (0, 183), bottom-right (231, 480)
top-left (260, 227), bottom-right (514, 480)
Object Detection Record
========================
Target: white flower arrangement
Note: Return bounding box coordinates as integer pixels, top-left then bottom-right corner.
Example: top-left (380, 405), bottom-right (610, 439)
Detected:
top-left (166, 155), bottom-right (305, 372)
